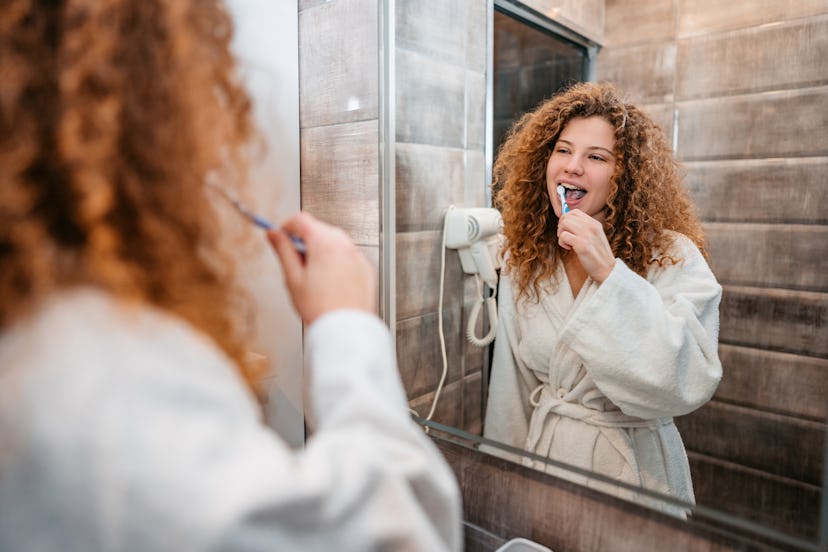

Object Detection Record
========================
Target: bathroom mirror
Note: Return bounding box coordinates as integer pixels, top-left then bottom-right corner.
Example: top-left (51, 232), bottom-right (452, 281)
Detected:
top-left (392, 0), bottom-right (827, 547)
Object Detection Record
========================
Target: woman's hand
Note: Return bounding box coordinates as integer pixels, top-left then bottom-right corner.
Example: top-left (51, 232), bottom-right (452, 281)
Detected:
top-left (557, 209), bottom-right (616, 283)
top-left (268, 212), bottom-right (376, 325)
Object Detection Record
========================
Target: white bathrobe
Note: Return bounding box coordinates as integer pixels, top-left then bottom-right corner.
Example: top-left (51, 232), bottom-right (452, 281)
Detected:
top-left (483, 232), bottom-right (722, 514)
top-left (0, 289), bottom-right (462, 551)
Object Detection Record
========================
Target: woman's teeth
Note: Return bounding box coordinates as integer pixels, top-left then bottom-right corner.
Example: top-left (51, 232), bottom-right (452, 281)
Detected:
top-left (560, 185), bottom-right (586, 201)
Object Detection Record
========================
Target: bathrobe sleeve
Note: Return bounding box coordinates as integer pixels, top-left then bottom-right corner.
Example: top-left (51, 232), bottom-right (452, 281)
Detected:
top-left (0, 303), bottom-right (462, 552)
top-left (224, 309), bottom-right (464, 551)
top-left (482, 272), bottom-right (540, 452)
top-left (558, 234), bottom-right (722, 419)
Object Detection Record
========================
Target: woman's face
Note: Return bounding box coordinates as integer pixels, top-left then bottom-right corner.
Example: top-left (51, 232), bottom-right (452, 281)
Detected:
top-left (546, 115), bottom-right (617, 222)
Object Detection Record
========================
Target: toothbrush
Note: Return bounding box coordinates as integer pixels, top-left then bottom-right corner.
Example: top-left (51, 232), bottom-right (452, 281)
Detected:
top-left (208, 184), bottom-right (307, 254)
top-left (557, 185), bottom-right (570, 214)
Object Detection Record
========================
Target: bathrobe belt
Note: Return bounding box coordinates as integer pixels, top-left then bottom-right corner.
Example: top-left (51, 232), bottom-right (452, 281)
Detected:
top-left (525, 384), bottom-right (672, 470)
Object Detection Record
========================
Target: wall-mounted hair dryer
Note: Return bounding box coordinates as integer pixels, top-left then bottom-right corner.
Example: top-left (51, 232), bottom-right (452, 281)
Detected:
top-left (441, 206), bottom-right (503, 349)
top-left (420, 206), bottom-right (503, 424)
top-left (443, 207), bottom-right (503, 289)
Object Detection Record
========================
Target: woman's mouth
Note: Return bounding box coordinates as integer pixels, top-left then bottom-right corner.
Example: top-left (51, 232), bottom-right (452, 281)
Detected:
top-left (560, 183), bottom-right (586, 202)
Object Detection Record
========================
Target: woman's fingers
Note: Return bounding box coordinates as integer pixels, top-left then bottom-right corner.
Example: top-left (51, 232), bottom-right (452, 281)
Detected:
top-left (268, 211), bottom-right (376, 324)
top-left (557, 211), bottom-right (615, 283)
top-left (268, 229), bottom-right (302, 288)
top-left (278, 211), bottom-right (316, 242)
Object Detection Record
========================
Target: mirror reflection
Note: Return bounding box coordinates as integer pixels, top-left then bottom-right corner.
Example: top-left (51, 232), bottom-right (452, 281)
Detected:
top-left (482, 81), bottom-right (722, 519)
top-left (395, 0), bottom-right (827, 544)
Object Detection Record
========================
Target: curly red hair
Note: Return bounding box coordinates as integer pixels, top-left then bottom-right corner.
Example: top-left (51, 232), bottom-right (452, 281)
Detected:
top-left (493, 82), bottom-right (707, 302)
top-left (0, 1), bottom-right (262, 388)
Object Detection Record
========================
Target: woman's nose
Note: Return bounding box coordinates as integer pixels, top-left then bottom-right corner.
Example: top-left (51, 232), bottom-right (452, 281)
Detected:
top-left (564, 154), bottom-right (583, 175)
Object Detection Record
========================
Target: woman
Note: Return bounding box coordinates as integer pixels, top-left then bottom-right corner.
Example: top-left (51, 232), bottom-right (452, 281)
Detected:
top-left (0, 2), bottom-right (460, 550)
top-left (483, 82), bottom-right (722, 514)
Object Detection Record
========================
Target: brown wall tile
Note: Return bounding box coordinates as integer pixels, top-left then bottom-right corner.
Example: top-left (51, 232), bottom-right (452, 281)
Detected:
top-left (395, 143), bottom-right (466, 233)
top-left (595, 42), bottom-right (677, 104)
top-left (409, 377), bottom-right (464, 428)
top-left (684, 158), bottom-right (828, 223)
top-left (300, 120), bottom-right (379, 245)
top-left (394, 145), bottom-right (487, 232)
top-left (640, 102), bottom-right (675, 141)
top-left (676, 400), bottom-right (825, 484)
top-left (719, 285), bottom-right (828, 357)
top-left (396, 1), bottom-right (466, 66)
top-left (395, 230), bottom-right (465, 320)
top-left (396, 49), bottom-right (467, 148)
top-left (298, 0), bottom-right (378, 128)
top-left (677, 17), bottom-right (828, 99)
top-left (717, 344), bottom-right (828, 420)
top-left (604, 0), bottom-right (676, 46)
top-left (397, 307), bottom-right (464, 400)
top-left (678, 0), bottom-right (828, 37)
top-left (677, 87), bottom-right (828, 160)
top-left (688, 453), bottom-right (821, 541)
top-left (704, 223), bottom-right (828, 290)
top-left (408, 372), bottom-right (481, 431)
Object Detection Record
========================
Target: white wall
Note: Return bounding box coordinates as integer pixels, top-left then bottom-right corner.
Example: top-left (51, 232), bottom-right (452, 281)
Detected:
top-left (226, 0), bottom-right (304, 447)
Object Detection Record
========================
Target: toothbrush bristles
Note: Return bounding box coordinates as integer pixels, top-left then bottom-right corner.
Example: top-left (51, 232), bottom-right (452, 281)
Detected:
top-left (557, 185), bottom-right (569, 214)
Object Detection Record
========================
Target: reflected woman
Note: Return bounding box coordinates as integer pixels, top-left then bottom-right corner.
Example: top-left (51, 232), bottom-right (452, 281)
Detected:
top-left (483, 82), bottom-right (722, 514)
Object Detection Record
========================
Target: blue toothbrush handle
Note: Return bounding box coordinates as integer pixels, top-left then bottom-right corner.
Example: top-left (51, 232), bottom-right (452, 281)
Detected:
top-left (288, 235), bottom-right (307, 255)
top-left (250, 214), bottom-right (274, 230)
top-left (238, 204), bottom-right (306, 255)
top-left (253, 216), bottom-right (306, 255)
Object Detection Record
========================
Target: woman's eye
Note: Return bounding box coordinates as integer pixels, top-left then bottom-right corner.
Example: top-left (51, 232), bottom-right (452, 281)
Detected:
top-left (589, 155), bottom-right (605, 162)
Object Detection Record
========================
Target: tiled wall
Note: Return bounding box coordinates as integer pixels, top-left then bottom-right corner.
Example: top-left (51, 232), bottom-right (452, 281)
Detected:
top-left (395, 1), bottom-right (489, 433)
top-left (297, 0), bottom-right (490, 433)
top-left (298, 0), bottom-right (380, 268)
top-left (596, 0), bottom-right (828, 541)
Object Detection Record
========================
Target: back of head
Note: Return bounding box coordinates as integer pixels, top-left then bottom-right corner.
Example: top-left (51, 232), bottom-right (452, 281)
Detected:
top-left (0, 1), bottom-right (257, 382)
top-left (493, 81), bottom-right (706, 301)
